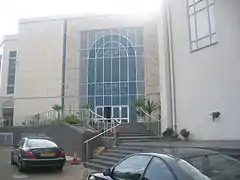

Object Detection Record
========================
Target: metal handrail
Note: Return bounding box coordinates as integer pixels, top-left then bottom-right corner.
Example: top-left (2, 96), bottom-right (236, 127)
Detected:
top-left (139, 108), bottom-right (161, 137)
top-left (84, 123), bottom-right (121, 144)
top-left (139, 108), bottom-right (160, 122)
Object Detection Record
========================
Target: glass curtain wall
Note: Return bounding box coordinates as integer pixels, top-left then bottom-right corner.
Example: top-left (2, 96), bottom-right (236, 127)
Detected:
top-left (79, 28), bottom-right (144, 122)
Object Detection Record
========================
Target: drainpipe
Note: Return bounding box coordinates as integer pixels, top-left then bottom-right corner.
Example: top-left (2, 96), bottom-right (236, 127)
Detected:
top-left (165, 1), bottom-right (177, 133)
top-left (61, 19), bottom-right (67, 119)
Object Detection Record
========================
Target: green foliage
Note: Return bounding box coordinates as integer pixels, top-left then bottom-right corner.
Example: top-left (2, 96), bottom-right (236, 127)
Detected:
top-left (134, 98), bottom-right (159, 116)
top-left (62, 115), bottom-right (80, 125)
top-left (162, 128), bottom-right (174, 137)
top-left (52, 104), bottom-right (63, 120)
top-left (82, 104), bottom-right (94, 110)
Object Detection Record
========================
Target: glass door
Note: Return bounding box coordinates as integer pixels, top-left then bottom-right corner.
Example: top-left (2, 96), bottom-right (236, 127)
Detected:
top-left (111, 106), bottom-right (129, 123)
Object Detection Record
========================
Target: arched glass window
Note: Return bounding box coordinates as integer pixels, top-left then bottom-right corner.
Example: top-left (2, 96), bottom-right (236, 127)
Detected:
top-left (80, 28), bottom-right (144, 122)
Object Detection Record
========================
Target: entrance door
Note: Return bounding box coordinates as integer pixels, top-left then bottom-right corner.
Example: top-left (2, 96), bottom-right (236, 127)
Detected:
top-left (112, 106), bottom-right (129, 123)
top-left (96, 106), bottom-right (129, 123)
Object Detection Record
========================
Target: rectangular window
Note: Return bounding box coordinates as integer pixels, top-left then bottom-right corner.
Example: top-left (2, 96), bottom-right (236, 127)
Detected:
top-left (188, 0), bottom-right (217, 51)
top-left (7, 51), bottom-right (17, 94)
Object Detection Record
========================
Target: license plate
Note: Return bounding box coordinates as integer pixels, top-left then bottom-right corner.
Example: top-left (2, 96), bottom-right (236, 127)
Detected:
top-left (40, 153), bottom-right (55, 157)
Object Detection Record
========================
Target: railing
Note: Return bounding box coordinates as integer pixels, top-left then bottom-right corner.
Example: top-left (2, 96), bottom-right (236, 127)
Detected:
top-left (139, 108), bottom-right (161, 137)
top-left (83, 112), bottom-right (121, 161)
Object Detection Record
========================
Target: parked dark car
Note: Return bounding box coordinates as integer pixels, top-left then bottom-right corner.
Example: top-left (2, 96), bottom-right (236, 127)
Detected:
top-left (11, 137), bottom-right (66, 172)
top-left (88, 148), bottom-right (240, 180)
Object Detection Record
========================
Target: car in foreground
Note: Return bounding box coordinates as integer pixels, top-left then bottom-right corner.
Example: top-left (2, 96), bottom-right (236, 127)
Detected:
top-left (11, 137), bottom-right (66, 172)
top-left (88, 148), bottom-right (240, 180)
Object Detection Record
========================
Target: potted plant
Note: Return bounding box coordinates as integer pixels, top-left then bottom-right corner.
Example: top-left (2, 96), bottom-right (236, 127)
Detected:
top-left (180, 128), bottom-right (190, 140)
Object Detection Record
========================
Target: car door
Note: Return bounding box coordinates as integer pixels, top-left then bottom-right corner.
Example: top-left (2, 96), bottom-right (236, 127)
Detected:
top-left (111, 154), bottom-right (152, 180)
top-left (13, 138), bottom-right (25, 162)
top-left (142, 157), bottom-right (177, 180)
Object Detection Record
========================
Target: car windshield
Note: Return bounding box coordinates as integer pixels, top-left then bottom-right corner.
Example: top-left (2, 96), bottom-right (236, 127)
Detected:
top-left (27, 139), bottom-right (57, 148)
top-left (179, 154), bottom-right (240, 180)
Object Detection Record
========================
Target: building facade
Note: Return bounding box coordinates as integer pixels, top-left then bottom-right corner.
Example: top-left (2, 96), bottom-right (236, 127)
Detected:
top-left (0, 0), bottom-right (239, 140)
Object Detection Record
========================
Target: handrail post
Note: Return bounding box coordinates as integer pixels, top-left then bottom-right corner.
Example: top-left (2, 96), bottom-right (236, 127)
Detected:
top-left (86, 142), bottom-right (89, 162)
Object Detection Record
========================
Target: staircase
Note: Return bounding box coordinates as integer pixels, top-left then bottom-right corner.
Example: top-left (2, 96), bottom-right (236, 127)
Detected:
top-left (85, 123), bottom-right (161, 171)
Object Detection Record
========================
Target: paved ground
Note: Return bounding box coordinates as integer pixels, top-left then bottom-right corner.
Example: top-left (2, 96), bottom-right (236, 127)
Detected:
top-left (0, 146), bottom-right (92, 180)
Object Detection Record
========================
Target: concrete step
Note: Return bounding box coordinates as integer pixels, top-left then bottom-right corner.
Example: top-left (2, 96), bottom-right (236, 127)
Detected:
top-left (113, 146), bottom-right (145, 152)
top-left (94, 155), bottom-right (120, 163)
top-left (85, 162), bottom-right (109, 172)
top-left (118, 136), bottom-right (160, 140)
top-left (118, 138), bottom-right (162, 143)
top-left (106, 149), bottom-right (138, 154)
top-left (89, 158), bottom-right (116, 167)
top-left (117, 133), bottom-right (153, 136)
top-left (101, 152), bottom-right (130, 159)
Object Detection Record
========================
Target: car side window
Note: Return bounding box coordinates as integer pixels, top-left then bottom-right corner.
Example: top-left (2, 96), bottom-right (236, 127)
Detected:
top-left (143, 157), bottom-right (176, 180)
top-left (113, 155), bottom-right (152, 180)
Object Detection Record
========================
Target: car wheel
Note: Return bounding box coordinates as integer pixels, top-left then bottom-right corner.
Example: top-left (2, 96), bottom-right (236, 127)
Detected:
top-left (18, 159), bottom-right (25, 172)
top-left (10, 154), bottom-right (16, 165)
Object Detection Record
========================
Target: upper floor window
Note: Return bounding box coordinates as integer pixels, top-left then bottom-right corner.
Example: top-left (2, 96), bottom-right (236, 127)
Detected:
top-left (188, 0), bottom-right (217, 51)
top-left (7, 51), bottom-right (17, 94)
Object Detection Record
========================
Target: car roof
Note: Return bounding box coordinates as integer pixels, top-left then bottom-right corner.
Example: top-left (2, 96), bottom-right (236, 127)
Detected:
top-left (24, 136), bottom-right (54, 141)
top-left (137, 147), bottom-right (219, 159)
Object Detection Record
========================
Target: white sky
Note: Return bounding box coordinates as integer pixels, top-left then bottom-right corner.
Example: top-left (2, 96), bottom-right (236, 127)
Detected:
top-left (0, 0), bottom-right (161, 41)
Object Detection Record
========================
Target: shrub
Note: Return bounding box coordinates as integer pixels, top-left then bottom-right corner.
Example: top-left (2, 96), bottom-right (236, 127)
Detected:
top-left (62, 115), bottom-right (79, 125)
top-left (180, 128), bottom-right (190, 139)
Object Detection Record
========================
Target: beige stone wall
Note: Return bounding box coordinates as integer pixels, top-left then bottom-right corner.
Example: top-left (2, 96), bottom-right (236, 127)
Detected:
top-left (13, 20), bottom-right (64, 125)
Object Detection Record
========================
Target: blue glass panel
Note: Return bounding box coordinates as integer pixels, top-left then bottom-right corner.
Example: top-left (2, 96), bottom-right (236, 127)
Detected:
top-left (96, 58), bottom-right (103, 82)
top-left (129, 82), bottom-right (136, 95)
top-left (104, 96), bottom-right (111, 106)
top-left (96, 107), bottom-right (103, 116)
top-left (137, 82), bottom-right (145, 94)
top-left (112, 83), bottom-right (119, 95)
top-left (112, 96), bottom-right (120, 105)
top-left (120, 95), bottom-right (128, 105)
top-left (129, 57), bottom-right (136, 81)
top-left (88, 58), bottom-right (95, 83)
top-left (120, 82), bottom-right (128, 95)
top-left (104, 58), bottom-right (111, 82)
top-left (104, 83), bottom-right (111, 95)
top-left (9, 51), bottom-right (17, 58)
top-left (104, 48), bottom-right (111, 57)
top-left (89, 49), bottom-right (95, 58)
top-left (111, 48), bottom-right (119, 57)
top-left (137, 56), bottom-right (144, 81)
top-left (113, 107), bottom-right (119, 118)
top-left (104, 42), bottom-right (111, 48)
top-left (88, 84), bottom-right (95, 95)
top-left (136, 28), bottom-right (144, 45)
top-left (120, 37), bottom-right (128, 47)
top-left (112, 58), bottom-right (119, 82)
top-left (112, 35), bottom-right (119, 42)
top-left (120, 57), bottom-right (127, 81)
top-left (119, 47), bottom-right (127, 57)
top-left (129, 95), bottom-right (137, 105)
top-left (95, 83), bottom-right (103, 95)
top-left (112, 42), bottom-right (119, 48)
top-left (129, 105), bottom-right (137, 122)
top-left (96, 36), bottom-right (104, 48)
top-left (88, 96), bottom-right (94, 106)
top-left (128, 47), bottom-right (135, 57)
top-left (104, 35), bottom-right (111, 43)
top-left (121, 107), bottom-right (128, 118)
top-left (96, 96), bottom-right (103, 106)
top-left (97, 49), bottom-right (104, 58)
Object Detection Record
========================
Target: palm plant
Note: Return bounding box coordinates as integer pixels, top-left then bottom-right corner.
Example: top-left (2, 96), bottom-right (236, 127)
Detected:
top-left (134, 98), bottom-right (158, 117)
top-left (52, 104), bottom-right (62, 120)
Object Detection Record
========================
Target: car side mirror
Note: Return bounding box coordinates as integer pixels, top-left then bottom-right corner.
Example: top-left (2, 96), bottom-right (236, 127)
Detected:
top-left (103, 168), bottom-right (112, 177)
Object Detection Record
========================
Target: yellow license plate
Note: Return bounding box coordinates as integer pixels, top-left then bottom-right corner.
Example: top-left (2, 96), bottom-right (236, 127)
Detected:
top-left (40, 153), bottom-right (55, 157)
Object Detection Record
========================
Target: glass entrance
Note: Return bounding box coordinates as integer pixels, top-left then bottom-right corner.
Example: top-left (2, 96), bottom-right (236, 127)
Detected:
top-left (95, 106), bottom-right (129, 123)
